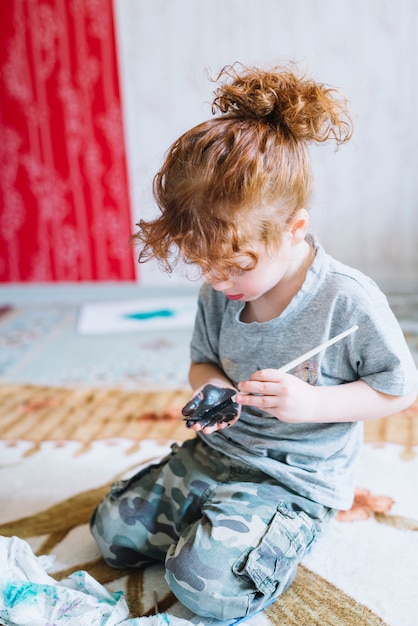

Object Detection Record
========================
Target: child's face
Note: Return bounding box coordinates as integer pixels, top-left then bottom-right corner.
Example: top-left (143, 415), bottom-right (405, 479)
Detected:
top-left (203, 235), bottom-right (297, 302)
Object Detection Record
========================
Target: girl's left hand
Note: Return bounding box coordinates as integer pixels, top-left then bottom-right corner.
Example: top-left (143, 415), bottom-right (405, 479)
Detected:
top-left (182, 384), bottom-right (241, 434)
top-left (236, 369), bottom-right (318, 423)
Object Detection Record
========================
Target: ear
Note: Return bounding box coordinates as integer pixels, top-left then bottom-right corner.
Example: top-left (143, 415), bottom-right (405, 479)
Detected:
top-left (288, 208), bottom-right (309, 244)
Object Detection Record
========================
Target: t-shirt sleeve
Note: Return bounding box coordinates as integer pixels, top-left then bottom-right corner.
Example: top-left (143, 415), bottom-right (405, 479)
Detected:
top-left (190, 283), bottom-right (224, 367)
top-left (348, 291), bottom-right (418, 396)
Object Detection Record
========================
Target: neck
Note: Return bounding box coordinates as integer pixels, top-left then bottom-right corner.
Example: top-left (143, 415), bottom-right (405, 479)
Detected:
top-left (272, 239), bottom-right (315, 308)
top-left (280, 238), bottom-right (315, 292)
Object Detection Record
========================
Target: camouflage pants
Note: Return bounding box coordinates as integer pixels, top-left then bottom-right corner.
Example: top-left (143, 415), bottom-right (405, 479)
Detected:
top-left (90, 438), bottom-right (334, 621)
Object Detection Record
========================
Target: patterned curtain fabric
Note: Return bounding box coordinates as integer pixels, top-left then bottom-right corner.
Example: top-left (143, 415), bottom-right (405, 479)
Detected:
top-left (0, 0), bottom-right (136, 282)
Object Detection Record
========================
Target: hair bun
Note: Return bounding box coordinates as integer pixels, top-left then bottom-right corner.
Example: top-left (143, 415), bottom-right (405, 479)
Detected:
top-left (211, 63), bottom-right (352, 144)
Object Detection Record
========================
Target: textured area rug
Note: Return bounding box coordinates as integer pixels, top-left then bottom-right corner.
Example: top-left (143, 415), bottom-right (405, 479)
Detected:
top-left (1, 384), bottom-right (418, 625)
top-left (0, 384), bottom-right (192, 454)
top-left (1, 383), bottom-right (417, 457)
top-left (0, 304), bottom-right (193, 389)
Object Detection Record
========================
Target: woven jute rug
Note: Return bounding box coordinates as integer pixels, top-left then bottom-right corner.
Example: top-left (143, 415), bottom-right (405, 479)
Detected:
top-left (1, 383), bottom-right (418, 625)
top-left (0, 384), bottom-right (192, 452)
top-left (1, 383), bottom-right (417, 457)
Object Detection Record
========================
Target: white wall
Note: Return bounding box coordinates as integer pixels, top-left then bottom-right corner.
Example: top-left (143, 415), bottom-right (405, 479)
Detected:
top-left (114, 0), bottom-right (418, 291)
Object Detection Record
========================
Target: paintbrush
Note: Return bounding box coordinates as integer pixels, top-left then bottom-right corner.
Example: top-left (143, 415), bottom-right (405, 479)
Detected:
top-left (276, 324), bottom-right (358, 373)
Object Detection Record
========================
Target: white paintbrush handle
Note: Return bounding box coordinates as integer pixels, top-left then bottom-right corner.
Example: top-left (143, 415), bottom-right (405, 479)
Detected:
top-left (277, 325), bottom-right (359, 373)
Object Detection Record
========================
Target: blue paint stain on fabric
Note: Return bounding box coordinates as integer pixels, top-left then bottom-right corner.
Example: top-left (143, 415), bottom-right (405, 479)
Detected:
top-left (0, 536), bottom-right (275, 625)
top-left (4, 582), bottom-right (39, 607)
top-left (124, 310), bottom-right (175, 321)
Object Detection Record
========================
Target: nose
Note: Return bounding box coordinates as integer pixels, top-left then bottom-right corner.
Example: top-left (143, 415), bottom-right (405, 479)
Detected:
top-left (211, 281), bottom-right (231, 292)
top-left (204, 273), bottom-right (232, 292)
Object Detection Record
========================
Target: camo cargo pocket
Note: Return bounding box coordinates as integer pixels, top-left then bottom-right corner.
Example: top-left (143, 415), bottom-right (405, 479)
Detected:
top-left (232, 502), bottom-right (316, 596)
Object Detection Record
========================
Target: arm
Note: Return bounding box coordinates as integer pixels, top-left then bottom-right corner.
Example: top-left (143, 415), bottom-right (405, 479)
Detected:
top-left (189, 361), bottom-right (234, 391)
top-left (236, 369), bottom-right (417, 423)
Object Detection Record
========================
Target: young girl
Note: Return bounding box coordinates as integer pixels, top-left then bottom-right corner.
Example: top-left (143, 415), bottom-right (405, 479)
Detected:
top-left (90, 64), bottom-right (418, 621)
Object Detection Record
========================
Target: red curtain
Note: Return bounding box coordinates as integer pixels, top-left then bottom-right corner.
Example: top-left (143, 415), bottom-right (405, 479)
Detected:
top-left (0, 0), bottom-right (136, 282)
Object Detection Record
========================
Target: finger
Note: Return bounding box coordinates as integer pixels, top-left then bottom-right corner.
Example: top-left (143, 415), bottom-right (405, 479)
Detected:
top-left (237, 380), bottom-right (281, 396)
top-left (200, 423), bottom-right (222, 435)
top-left (186, 421), bottom-right (201, 432)
top-left (249, 368), bottom-right (285, 382)
top-left (235, 392), bottom-right (280, 409)
top-left (181, 404), bottom-right (196, 416)
top-left (181, 393), bottom-right (204, 416)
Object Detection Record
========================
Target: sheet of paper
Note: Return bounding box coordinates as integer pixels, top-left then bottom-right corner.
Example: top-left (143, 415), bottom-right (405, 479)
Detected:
top-left (77, 297), bottom-right (197, 335)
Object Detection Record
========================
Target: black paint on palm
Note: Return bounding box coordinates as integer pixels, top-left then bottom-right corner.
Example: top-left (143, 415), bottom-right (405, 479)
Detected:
top-left (182, 384), bottom-right (239, 428)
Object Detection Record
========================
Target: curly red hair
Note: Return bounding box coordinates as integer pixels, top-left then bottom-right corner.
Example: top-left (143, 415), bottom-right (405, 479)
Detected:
top-left (132, 63), bottom-right (352, 278)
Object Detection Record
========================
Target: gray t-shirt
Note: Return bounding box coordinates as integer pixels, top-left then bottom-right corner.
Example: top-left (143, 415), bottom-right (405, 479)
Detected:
top-left (190, 241), bottom-right (418, 509)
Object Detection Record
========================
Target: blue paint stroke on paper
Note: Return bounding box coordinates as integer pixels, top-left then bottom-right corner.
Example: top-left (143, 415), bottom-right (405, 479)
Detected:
top-left (124, 309), bottom-right (175, 321)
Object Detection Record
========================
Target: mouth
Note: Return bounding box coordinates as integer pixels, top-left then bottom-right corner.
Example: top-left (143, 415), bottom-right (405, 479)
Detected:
top-left (225, 294), bottom-right (244, 300)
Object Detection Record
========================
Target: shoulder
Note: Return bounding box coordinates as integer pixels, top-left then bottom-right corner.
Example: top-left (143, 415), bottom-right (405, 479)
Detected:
top-left (307, 243), bottom-right (395, 334)
top-left (317, 246), bottom-right (387, 307)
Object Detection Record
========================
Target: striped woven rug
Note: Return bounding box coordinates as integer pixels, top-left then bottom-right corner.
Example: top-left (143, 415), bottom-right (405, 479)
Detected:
top-left (0, 382), bottom-right (416, 457)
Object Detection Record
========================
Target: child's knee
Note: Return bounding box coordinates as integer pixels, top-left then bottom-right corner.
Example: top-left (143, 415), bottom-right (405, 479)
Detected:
top-left (164, 542), bottom-right (249, 620)
top-left (90, 494), bottom-right (170, 569)
top-left (90, 502), bottom-right (122, 566)
top-left (163, 503), bottom-right (314, 620)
